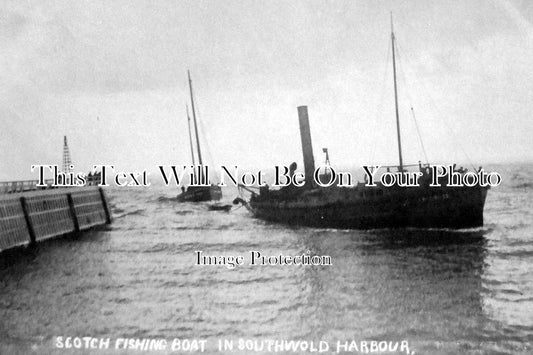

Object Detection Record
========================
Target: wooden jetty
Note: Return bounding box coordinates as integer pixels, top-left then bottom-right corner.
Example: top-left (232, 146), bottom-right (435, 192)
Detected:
top-left (0, 186), bottom-right (111, 254)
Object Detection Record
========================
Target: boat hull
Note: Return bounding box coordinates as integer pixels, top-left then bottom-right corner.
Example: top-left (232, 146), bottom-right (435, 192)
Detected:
top-left (248, 185), bottom-right (488, 229)
top-left (177, 185), bottom-right (222, 202)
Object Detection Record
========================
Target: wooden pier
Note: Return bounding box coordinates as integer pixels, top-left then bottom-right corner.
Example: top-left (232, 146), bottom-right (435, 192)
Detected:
top-left (0, 187), bottom-right (111, 254)
top-left (0, 176), bottom-right (101, 194)
top-left (0, 179), bottom-right (53, 194)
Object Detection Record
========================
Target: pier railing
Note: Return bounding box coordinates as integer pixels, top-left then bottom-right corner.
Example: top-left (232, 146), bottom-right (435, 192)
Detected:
top-left (0, 180), bottom-right (54, 194)
top-left (0, 177), bottom-right (101, 194)
top-left (0, 187), bottom-right (111, 253)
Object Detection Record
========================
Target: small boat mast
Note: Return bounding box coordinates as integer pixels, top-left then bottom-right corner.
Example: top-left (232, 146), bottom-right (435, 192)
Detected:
top-left (391, 13), bottom-right (404, 171)
top-left (187, 70), bottom-right (204, 183)
top-left (186, 104), bottom-right (197, 184)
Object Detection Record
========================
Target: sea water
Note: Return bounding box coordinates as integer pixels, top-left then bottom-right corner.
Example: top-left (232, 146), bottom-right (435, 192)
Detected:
top-left (0, 164), bottom-right (531, 354)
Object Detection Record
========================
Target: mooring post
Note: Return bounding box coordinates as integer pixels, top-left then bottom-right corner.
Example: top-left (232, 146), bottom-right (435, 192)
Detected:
top-left (99, 187), bottom-right (112, 224)
top-left (297, 106), bottom-right (316, 188)
top-left (67, 193), bottom-right (80, 232)
top-left (20, 196), bottom-right (36, 245)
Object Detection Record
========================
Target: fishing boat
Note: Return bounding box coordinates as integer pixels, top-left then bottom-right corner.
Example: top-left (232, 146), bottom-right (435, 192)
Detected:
top-left (235, 20), bottom-right (489, 229)
top-left (177, 71), bottom-right (222, 202)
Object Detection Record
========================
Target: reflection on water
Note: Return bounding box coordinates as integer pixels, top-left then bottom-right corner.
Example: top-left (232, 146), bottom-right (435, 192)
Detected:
top-left (0, 164), bottom-right (532, 354)
top-left (290, 229), bottom-right (489, 352)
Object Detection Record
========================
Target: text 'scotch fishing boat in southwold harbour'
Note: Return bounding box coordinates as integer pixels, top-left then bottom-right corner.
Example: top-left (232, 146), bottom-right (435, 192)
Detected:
top-left (235, 19), bottom-right (489, 229)
top-left (177, 71), bottom-right (222, 202)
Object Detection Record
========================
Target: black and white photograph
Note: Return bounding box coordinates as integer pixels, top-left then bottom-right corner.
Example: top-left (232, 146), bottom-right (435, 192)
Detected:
top-left (0, 0), bottom-right (532, 354)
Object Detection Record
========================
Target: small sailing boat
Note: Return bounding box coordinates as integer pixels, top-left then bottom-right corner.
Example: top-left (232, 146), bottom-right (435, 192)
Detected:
top-left (177, 70), bottom-right (222, 202)
top-left (235, 18), bottom-right (489, 229)
top-left (207, 203), bottom-right (233, 212)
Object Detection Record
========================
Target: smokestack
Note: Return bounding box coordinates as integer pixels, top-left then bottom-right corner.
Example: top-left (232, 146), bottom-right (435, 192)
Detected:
top-left (297, 106), bottom-right (315, 188)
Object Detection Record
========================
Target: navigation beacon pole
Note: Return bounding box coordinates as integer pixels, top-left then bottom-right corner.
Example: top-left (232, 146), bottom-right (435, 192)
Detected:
top-left (62, 136), bottom-right (72, 185)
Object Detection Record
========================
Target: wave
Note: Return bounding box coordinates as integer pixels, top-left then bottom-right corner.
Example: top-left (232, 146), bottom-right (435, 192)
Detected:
top-left (169, 224), bottom-right (251, 231)
top-left (113, 208), bottom-right (146, 219)
top-left (490, 249), bottom-right (533, 258)
top-left (509, 171), bottom-right (533, 189)
top-left (140, 242), bottom-right (267, 254)
top-left (155, 196), bottom-right (177, 203)
top-left (511, 181), bottom-right (533, 189)
top-left (175, 210), bottom-right (195, 215)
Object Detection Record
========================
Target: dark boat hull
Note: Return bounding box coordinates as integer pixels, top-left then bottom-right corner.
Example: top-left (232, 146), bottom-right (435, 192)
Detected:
top-left (248, 185), bottom-right (488, 229)
top-left (177, 185), bottom-right (222, 202)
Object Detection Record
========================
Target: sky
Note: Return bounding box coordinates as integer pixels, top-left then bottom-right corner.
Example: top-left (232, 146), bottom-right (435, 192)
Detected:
top-left (0, 0), bottom-right (532, 180)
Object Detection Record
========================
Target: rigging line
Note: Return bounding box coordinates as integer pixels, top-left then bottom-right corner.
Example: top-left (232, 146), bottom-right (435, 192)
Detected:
top-left (394, 42), bottom-right (430, 164)
top-left (368, 37), bottom-right (392, 165)
top-left (186, 103), bottom-right (197, 184)
top-left (395, 40), bottom-right (476, 170)
top-left (410, 107), bottom-right (429, 165)
top-left (194, 96), bottom-right (217, 170)
top-left (231, 203), bottom-right (244, 212)
top-left (186, 104), bottom-right (196, 167)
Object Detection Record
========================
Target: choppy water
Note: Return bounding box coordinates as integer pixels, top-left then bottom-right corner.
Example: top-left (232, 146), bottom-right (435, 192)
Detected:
top-left (0, 164), bottom-right (532, 354)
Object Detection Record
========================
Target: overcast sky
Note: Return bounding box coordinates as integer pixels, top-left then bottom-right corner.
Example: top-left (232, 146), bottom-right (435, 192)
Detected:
top-left (1, 0), bottom-right (532, 180)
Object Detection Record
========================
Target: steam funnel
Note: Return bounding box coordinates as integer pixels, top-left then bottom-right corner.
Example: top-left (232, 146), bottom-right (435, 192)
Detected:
top-left (297, 106), bottom-right (315, 188)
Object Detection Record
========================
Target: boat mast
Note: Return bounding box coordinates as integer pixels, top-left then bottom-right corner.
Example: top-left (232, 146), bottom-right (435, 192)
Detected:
top-left (187, 70), bottom-right (204, 183)
top-left (391, 14), bottom-right (404, 171)
top-left (186, 104), bottom-right (197, 184)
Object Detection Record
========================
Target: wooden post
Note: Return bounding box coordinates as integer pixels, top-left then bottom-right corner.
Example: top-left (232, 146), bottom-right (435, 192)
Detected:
top-left (99, 187), bottom-right (112, 224)
top-left (20, 196), bottom-right (36, 245)
top-left (67, 193), bottom-right (80, 232)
